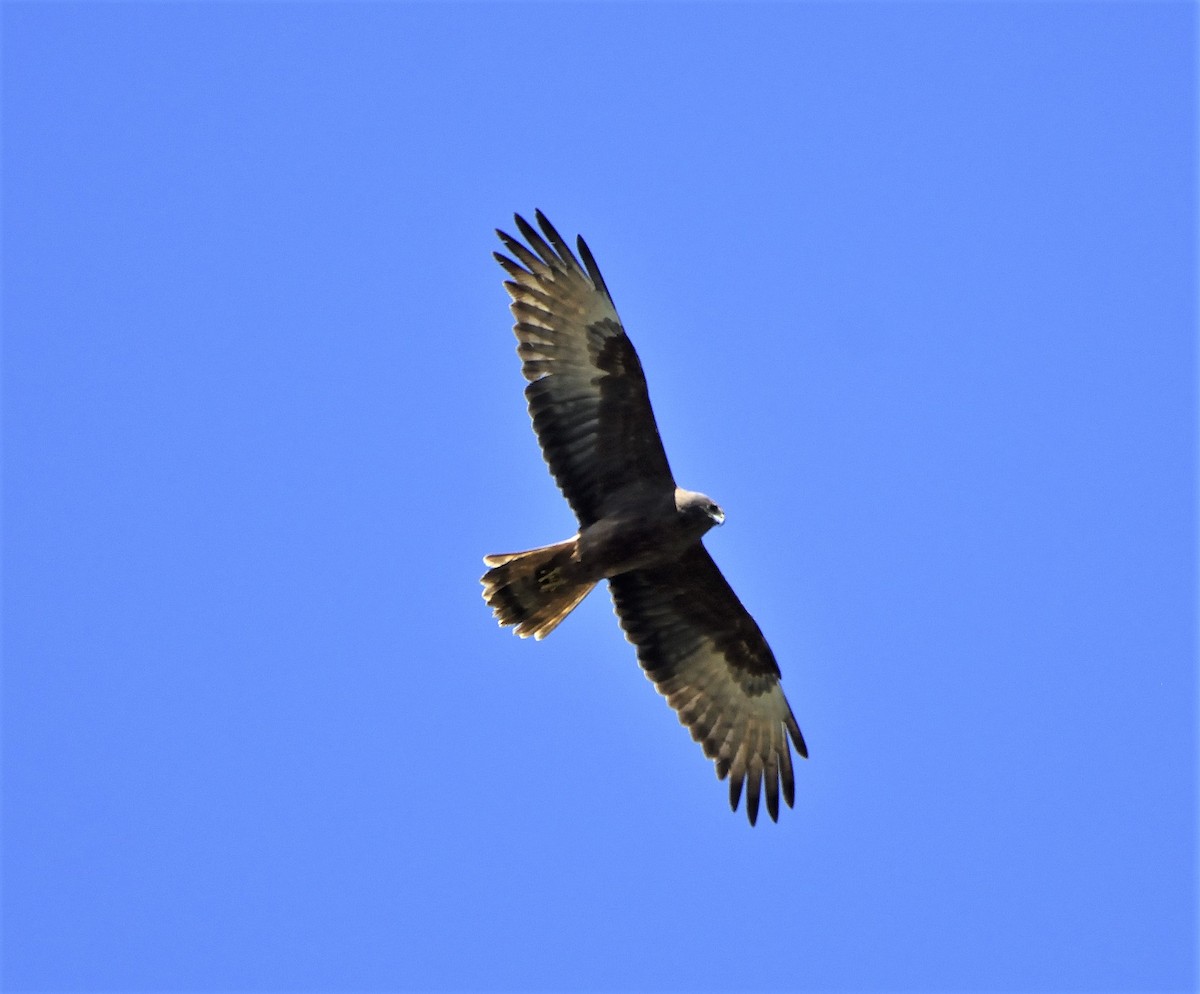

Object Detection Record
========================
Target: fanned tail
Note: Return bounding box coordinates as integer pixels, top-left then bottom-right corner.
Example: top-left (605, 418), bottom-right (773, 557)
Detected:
top-left (481, 538), bottom-right (596, 640)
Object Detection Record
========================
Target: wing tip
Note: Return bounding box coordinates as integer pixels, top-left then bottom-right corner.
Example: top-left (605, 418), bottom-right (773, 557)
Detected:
top-left (788, 712), bottom-right (809, 759)
top-left (728, 773), bottom-right (744, 815)
top-left (576, 234), bottom-right (609, 295)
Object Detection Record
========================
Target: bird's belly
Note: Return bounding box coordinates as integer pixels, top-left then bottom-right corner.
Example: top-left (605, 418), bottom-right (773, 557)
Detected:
top-left (577, 515), bottom-right (694, 579)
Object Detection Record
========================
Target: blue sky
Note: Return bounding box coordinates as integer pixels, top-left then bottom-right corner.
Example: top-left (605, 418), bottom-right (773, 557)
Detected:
top-left (3, 3), bottom-right (1195, 991)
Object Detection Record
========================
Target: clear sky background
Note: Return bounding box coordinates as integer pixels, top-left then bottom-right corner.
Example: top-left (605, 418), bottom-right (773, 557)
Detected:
top-left (3, 3), bottom-right (1195, 992)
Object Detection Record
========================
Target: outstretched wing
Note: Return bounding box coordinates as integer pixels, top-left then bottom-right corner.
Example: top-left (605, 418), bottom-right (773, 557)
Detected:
top-left (609, 544), bottom-right (808, 825)
top-left (495, 211), bottom-right (675, 527)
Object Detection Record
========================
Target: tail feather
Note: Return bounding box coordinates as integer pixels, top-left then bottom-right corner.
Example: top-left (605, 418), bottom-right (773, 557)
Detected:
top-left (481, 538), bottom-right (596, 640)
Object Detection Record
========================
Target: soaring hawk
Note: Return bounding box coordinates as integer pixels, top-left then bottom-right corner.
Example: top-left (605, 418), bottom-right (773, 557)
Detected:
top-left (481, 212), bottom-right (807, 825)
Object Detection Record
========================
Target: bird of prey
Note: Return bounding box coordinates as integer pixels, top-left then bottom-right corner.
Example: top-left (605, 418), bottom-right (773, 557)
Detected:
top-left (481, 211), bottom-right (807, 825)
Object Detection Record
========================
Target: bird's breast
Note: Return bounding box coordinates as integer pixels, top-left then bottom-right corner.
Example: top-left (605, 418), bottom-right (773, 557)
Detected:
top-left (577, 511), bottom-right (701, 580)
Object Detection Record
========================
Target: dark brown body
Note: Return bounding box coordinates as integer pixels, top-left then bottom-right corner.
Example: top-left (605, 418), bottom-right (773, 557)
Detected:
top-left (481, 211), bottom-right (807, 825)
top-left (482, 487), bottom-right (722, 640)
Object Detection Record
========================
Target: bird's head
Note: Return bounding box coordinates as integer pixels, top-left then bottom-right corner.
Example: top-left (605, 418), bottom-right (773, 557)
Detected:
top-left (676, 488), bottom-right (725, 534)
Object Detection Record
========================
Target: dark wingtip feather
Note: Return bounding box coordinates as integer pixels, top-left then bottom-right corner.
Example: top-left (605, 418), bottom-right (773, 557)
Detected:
top-left (497, 230), bottom-right (552, 277)
top-left (745, 764), bottom-right (762, 827)
top-left (513, 212), bottom-right (559, 267)
top-left (728, 774), bottom-right (744, 813)
top-left (494, 252), bottom-right (528, 281)
top-left (786, 711), bottom-right (808, 759)
top-left (576, 235), bottom-right (609, 296)
top-left (765, 762), bottom-right (780, 823)
top-left (495, 230), bottom-right (523, 261)
top-left (534, 210), bottom-right (582, 272)
top-left (533, 208), bottom-right (556, 238)
top-left (780, 744), bottom-right (796, 809)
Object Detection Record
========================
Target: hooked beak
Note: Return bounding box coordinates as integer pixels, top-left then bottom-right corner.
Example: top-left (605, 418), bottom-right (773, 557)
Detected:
top-left (710, 506), bottom-right (726, 526)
